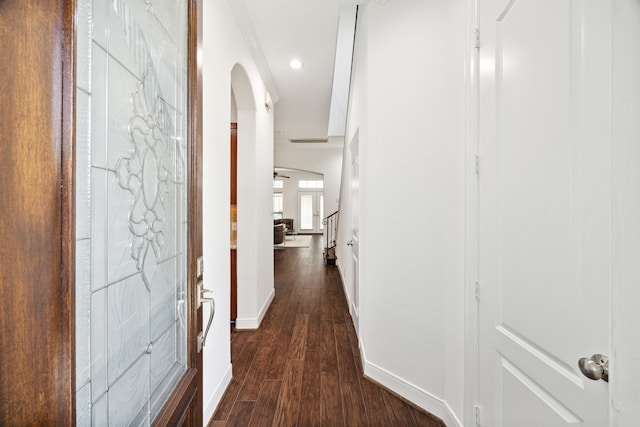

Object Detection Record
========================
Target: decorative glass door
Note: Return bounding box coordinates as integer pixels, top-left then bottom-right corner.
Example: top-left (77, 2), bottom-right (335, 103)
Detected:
top-left (74, 0), bottom-right (191, 424)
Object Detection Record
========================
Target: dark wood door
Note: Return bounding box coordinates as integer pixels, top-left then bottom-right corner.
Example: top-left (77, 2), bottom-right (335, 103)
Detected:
top-left (0, 0), bottom-right (203, 424)
top-left (0, 1), bottom-right (75, 423)
top-left (155, 0), bottom-right (203, 425)
top-left (230, 123), bottom-right (238, 322)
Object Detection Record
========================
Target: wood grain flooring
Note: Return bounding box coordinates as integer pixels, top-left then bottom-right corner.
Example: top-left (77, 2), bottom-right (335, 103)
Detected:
top-left (210, 236), bottom-right (445, 427)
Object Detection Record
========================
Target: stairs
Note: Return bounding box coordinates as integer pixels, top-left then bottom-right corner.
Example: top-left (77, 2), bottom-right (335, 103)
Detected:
top-left (323, 211), bottom-right (339, 266)
top-left (325, 246), bottom-right (337, 266)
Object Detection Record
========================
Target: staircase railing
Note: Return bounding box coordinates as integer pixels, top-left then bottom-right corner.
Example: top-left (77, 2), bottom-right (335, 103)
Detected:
top-left (322, 211), bottom-right (339, 265)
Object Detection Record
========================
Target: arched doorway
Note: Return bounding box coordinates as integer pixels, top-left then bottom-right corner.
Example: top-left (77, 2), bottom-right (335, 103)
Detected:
top-left (230, 63), bottom-right (275, 330)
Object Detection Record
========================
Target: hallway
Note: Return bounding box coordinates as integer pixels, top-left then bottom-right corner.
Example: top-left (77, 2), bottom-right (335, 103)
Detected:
top-left (210, 236), bottom-right (444, 426)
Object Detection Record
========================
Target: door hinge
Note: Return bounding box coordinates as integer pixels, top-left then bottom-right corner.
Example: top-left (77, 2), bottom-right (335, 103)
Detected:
top-left (475, 280), bottom-right (480, 302)
top-left (474, 28), bottom-right (480, 49)
top-left (474, 404), bottom-right (483, 426)
top-left (475, 155), bottom-right (480, 176)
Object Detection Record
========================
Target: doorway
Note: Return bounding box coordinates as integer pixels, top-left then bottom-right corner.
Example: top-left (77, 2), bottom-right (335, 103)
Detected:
top-left (298, 191), bottom-right (324, 234)
top-left (230, 121), bottom-right (238, 323)
top-left (349, 133), bottom-right (360, 322)
top-left (229, 63), bottom-right (271, 331)
top-left (273, 168), bottom-right (325, 236)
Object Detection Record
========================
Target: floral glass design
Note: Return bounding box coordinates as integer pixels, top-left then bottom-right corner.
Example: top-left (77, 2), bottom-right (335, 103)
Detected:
top-left (112, 64), bottom-right (185, 290)
top-left (75, 0), bottom-right (189, 425)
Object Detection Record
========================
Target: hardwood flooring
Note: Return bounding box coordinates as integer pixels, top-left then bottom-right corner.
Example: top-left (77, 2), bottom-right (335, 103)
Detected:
top-left (210, 236), bottom-right (445, 427)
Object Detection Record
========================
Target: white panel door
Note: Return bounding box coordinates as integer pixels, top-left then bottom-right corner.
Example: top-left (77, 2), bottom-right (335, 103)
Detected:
top-left (478, 1), bottom-right (611, 426)
top-left (350, 137), bottom-right (360, 314)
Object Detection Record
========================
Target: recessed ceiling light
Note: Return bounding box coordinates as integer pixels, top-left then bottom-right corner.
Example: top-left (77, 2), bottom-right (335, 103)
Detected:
top-left (289, 58), bottom-right (303, 69)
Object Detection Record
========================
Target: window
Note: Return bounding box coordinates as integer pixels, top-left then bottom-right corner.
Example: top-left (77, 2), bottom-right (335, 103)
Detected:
top-left (273, 180), bottom-right (284, 189)
top-left (273, 193), bottom-right (283, 215)
top-left (298, 179), bottom-right (323, 189)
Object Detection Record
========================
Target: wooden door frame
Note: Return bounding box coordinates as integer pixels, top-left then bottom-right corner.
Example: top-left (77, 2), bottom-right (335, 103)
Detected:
top-left (0, 0), bottom-right (76, 423)
top-left (152, 0), bottom-right (204, 425)
top-left (230, 123), bottom-right (238, 322)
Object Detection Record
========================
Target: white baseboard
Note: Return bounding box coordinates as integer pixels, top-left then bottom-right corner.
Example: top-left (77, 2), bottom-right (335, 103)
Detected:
top-left (337, 260), bottom-right (360, 335)
top-left (337, 259), bottom-right (346, 286)
top-left (204, 363), bottom-right (233, 424)
top-left (336, 262), bottom-right (353, 312)
top-left (337, 261), bottom-right (461, 426)
top-left (235, 287), bottom-right (276, 329)
top-left (363, 360), bottom-right (463, 427)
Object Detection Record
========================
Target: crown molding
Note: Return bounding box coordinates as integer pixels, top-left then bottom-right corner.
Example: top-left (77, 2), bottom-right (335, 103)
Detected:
top-left (228, 0), bottom-right (280, 104)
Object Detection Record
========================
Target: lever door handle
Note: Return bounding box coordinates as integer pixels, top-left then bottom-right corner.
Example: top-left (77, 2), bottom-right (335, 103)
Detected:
top-left (197, 281), bottom-right (215, 353)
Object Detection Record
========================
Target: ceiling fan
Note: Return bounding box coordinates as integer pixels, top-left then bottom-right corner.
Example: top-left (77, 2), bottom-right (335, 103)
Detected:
top-left (273, 171), bottom-right (290, 179)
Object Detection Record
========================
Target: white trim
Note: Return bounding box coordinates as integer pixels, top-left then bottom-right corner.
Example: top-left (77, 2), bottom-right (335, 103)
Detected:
top-left (228, 0), bottom-right (279, 104)
top-left (204, 363), bottom-right (233, 424)
top-left (336, 261), bottom-right (356, 315)
top-left (337, 260), bottom-right (351, 306)
top-left (363, 360), bottom-right (463, 427)
top-left (351, 301), bottom-right (359, 320)
top-left (463, 0), bottom-right (480, 425)
top-left (340, 260), bottom-right (459, 425)
top-left (235, 287), bottom-right (275, 329)
top-left (336, 260), bottom-right (359, 333)
top-left (337, 260), bottom-right (346, 291)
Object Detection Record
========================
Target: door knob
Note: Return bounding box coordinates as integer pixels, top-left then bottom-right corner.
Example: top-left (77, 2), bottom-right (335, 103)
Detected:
top-left (578, 354), bottom-right (609, 382)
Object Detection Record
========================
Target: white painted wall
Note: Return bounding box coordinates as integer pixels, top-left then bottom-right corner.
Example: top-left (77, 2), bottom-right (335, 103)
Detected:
top-left (201, 0), bottom-right (274, 421)
top-left (274, 141), bottom-right (343, 218)
top-left (337, 1), bottom-right (467, 425)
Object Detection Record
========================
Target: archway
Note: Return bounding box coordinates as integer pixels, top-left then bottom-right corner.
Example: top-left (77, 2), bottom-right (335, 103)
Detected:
top-left (273, 167), bottom-right (326, 235)
top-left (230, 63), bottom-right (274, 329)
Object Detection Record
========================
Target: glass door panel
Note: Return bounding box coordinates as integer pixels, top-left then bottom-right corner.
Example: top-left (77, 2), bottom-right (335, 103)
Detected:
top-left (320, 195), bottom-right (324, 230)
top-left (300, 193), bottom-right (314, 230)
top-left (75, 0), bottom-right (189, 424)
top-left (298, 191), bottom-right (324, 233)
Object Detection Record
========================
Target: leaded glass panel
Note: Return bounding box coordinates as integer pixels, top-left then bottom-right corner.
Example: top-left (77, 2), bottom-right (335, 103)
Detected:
top-left (75, 0), bottom-right (189, 424)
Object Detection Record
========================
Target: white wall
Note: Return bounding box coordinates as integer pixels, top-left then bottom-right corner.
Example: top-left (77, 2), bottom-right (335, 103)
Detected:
top-left (202, 0), bottom-right (274, 421)
top-left (337, 1), bottom-right (467, 425)
top-left (274, 141), bottom-right (343, 218)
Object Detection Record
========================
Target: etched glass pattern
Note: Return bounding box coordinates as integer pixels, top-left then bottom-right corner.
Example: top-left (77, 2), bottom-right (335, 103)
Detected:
top-left (75, 0), bottom-right (189, 424)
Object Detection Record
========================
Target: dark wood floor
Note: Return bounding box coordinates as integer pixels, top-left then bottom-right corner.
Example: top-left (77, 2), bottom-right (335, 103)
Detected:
top-left (210, 236), bottom-right (445, 427)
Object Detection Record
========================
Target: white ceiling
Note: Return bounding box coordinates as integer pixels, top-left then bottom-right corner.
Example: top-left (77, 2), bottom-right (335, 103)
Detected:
top-left (240, 0), bottom-right (359, 148)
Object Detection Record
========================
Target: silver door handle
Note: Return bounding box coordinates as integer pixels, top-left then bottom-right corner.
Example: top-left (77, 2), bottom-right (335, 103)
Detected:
top-left (578, 354), bottom-right (609, 382)
top-left (197, 281), bottom-right (215, 353)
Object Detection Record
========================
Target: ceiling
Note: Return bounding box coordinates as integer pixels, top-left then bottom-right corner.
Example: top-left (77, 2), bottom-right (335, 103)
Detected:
top-left (238, 0), bottom-right (359, 149)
